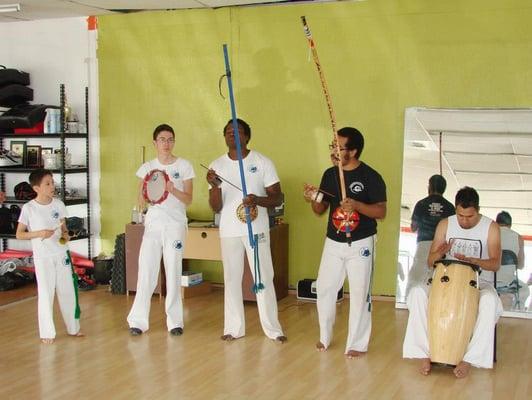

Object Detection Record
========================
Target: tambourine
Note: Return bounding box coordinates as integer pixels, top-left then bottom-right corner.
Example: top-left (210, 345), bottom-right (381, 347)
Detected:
top-left (332, 207), bottom-right (360, 233)
top-left (142, 169), bottom-right (170, 205)
top-left (236, 203), bottom-right (258, 223)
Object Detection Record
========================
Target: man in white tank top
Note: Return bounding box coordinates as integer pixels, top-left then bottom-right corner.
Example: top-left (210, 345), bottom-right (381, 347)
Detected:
top-left (403, 187), bottom-right (503, 378)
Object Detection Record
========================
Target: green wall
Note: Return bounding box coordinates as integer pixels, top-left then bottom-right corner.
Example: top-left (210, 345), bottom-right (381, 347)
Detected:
top-left (98, 0), bottom-right (532, 295)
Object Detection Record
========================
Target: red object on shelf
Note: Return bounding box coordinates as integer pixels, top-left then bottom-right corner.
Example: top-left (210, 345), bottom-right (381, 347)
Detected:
top-left (14, 121), bottom-right (44, 134)
top-left (0, 249), bottom-right (32, 259)
top-left (70, 251), bottom-right (94, 268)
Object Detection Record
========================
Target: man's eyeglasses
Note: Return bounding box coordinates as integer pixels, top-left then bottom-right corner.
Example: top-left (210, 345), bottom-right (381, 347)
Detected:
top-left (156, 137), bottom-right (175, 144)
top-left (328, 144), bottom-right (349, 152)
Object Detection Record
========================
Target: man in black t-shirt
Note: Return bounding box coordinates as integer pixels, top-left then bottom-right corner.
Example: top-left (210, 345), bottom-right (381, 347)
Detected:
top-left (303, 127), bottom-right (386, 358)
top-left (406, 175), bottom-right (455, 294)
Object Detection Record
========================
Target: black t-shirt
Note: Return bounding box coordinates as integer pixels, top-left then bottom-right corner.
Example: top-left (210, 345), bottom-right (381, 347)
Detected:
top-left (319, 162), bottom-right (387, 243)
top-left (411, 194), bottom-right (455, 242)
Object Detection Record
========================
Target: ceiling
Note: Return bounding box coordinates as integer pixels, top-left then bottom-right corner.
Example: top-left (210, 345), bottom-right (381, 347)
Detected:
top-left (402, 107), bottom-right (532, 235)
top-left (0, 0), bottom-right (333, 22)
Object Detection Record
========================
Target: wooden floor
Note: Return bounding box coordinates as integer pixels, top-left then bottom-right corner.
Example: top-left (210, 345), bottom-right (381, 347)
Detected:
top-left (0, 283), bottom-right (37, 307)
top-left (0, 288), bottom-right (530, 400)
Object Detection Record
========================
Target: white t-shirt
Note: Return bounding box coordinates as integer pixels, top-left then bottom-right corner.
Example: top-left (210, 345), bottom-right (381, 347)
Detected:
top-left (209, 150), bottom-right (279, 238)
top-left (137, 157), bottom-right (195, 228)
top-left (499, 226), bottom-right (521, 283)
top-left (18, 198), bottom-right (68, 259)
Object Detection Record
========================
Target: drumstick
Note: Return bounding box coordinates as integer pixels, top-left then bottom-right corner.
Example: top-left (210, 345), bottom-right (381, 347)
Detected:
top-left (200, 163), bottom-right (242, 192)
top-left (305, 184), bottom-right (336, 199)
top-left (318, 188), bottom-right (335, 198)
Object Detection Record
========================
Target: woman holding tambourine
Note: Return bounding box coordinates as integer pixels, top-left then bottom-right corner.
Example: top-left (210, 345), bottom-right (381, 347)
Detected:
top-left (127, 124), bottom-right (195, 337)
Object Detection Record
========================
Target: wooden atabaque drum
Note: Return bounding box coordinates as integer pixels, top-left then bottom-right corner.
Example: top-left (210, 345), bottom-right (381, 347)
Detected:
top-left (428, 260), bottom-right (480, 365)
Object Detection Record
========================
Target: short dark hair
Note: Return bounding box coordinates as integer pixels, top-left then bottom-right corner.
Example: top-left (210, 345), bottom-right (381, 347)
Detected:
top-left (29, 169), bottom-right (53, 187)
top-left (223, 118), bottom-right (251, 140)
top-left (429, 174), bottom-right (447, 194)
top-left (153, 124), bottom-right (175, 141)
top-left (496, 211), bottom-right (512, 226)
top-left (337, 127), bottom-right (364, 159)
top-left (455, 186), bottom-right (479, 211)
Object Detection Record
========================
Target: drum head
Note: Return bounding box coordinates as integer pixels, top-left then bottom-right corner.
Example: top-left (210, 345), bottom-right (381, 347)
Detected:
top-left (332, 207), bottom-right (360, 232)
top-left (236, 203), bottom-right (258, 223)
top-left (142, 169), bottom-right (170, 205)
top-left (434, 259), bottom-right (480, 273)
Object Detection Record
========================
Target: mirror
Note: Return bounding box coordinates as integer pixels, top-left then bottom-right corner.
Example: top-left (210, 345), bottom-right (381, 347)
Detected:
top-left (397, 107), bottom-right (532, 318)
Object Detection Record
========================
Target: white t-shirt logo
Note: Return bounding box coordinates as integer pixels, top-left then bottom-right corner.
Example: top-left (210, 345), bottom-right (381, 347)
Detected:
top-left (349, 182), bottom-right (364, 194)
top-left (248, 165), bottom-right (258, 173)
top-left (173, 240), bottom-right (183, 250)
top-left (52, 210), bottom-right (60, 219)
top-left (172, 171), bottom-right (180, 179)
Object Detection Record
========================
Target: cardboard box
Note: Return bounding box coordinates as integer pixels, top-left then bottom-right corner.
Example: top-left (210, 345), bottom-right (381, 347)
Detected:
top-left (181, 281), bottom-right (211, 298)
top-left (181, 271), bottom-right (203, 287)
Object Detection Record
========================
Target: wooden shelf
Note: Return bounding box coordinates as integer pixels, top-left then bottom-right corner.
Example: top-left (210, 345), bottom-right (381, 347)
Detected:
top-left (2, 196), bottom-right (88, 206)
top-left (0, 133), bottom-right (87, 138)
top-left (0, 233), bottom-right (90, 241)
top-left (0, 167), bottom-right (87, 173)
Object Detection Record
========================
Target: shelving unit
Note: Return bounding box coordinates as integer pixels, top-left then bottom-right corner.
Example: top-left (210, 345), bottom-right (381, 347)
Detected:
top-left (0, 84), bottom-right (92, 258)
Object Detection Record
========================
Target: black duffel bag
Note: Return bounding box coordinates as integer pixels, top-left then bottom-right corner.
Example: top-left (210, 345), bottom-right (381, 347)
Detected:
top-left (14, 182), bottom-right (37, 201)
top-left (0, 66), bottom-right (30, 87)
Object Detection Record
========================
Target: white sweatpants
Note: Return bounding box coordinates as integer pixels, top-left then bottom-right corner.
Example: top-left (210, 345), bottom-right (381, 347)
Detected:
top-left (34, 253), bottom-right (80, 339)
top-left (402, 280), bottom-right (503, 368)
top-left (127, 223), bottom-right (186, 332)
top-left (316, 236), bottom-right (375, 353)
top-left (405, 241), bottom-right (432, 297)
top-left (220, 234), bottom-right (284, 339)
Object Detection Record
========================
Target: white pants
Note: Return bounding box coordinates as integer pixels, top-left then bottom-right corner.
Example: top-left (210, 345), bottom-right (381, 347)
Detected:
top-left (34, 253), bottom-right (80, 339)
top-left (406, 241), bottom-right (432, 297)
top-left (316, 236), bottom-right (375, 353)
top-left (127, 223), bottom-right (186, 332)
top-left (220, 234), bottom-right (284, 339)
top-left (403, 280), bottom-right (503, 368)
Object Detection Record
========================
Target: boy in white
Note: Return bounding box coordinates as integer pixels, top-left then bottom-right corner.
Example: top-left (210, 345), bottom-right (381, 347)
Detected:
top-left (16, 169), bottom-right (82, 344)
top-left (206, 118), bottom-right (286, 342)
top-left (403, 187), bottom-right (503, 378)
top-left (127, 124), bottom-right (194, 336)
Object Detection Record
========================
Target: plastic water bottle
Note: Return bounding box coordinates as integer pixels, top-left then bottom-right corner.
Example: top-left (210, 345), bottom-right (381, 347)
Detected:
top-left (44, 108), bottom-right (53, 133)
top-left (131, 207), bottom-right (139, 224)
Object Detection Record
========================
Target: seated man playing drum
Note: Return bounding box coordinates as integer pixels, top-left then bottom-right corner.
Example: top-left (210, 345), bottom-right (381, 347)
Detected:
top-left (403, 186), bottom-right (503, 378)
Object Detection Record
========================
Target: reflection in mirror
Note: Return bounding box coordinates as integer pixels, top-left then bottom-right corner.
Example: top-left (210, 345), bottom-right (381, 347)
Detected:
top-left (397, 107), bottom-right (532, 318)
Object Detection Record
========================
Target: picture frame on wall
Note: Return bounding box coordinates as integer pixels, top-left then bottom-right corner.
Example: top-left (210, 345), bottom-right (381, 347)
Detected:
top-left (41, 147), bottom-right (54, 168)
top-left (41, 147), bottom-right (53, 156)
top-left (10, 140), bottom-right (27, 165)
top-left (26, 145), bottom-right (41, 168)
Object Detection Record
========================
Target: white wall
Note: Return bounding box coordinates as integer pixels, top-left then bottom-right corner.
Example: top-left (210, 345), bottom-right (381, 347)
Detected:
top-left (0, 17), bottom-right (101, 257)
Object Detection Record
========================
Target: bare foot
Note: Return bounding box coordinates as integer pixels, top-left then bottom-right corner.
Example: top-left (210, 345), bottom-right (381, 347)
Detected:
top-left (275, 335), bottom-right (287, 343)
top-left (345, 350), bottom-right (367, 359)
top-left (419, 358), bottom-right (431, 376)
top-left (221, 334), bottom-right (235, 341)
top-left (316, 341), bottom-right (327, 352)
top-left (41, 338), bottom-right (54, 344)
top-left (453, 361), bottom-right (471, 378)
top-left (69, 331), bottom-right (85, 338)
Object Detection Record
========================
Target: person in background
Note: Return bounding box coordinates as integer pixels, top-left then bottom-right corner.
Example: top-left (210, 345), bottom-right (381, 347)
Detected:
top-left (495, 211), bottom-right (529, 310)
top-left (407, 175), bottom-right (455, 295)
